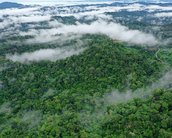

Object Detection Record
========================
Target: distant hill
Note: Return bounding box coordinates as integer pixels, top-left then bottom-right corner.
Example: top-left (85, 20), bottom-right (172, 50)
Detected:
top-left (0, 2), bottom-right (24, 9)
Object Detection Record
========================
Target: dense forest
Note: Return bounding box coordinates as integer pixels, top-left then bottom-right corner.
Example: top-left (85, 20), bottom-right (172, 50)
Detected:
top-left (0, 35), bottom-right (172, 137)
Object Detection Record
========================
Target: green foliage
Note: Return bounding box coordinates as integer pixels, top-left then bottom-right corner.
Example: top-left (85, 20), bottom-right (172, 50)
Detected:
top-left (102, 89), bottom-right (172, 138)
top-left (0, 35), bottom-right (171, 137)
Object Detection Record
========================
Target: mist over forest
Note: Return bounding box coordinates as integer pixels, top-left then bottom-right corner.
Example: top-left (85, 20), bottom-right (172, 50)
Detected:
top-left (0, 0), bottom-right (172, 137)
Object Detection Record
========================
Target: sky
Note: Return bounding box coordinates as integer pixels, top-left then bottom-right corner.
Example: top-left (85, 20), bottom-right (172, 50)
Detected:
top-left (0, 0), bottom-right (115, 6)
top-left (0, 0), bottom-right (169, 6)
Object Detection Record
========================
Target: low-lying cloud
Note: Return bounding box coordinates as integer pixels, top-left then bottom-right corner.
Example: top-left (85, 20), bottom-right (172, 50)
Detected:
top-left (10, 15), bottom-right (51, 23)
top-left (104, 70), bottom-right (172, 105)
top-left (155, 12), bottom-right (172, 17)
top-left (24, 21), bottom-right (158, 45)
top-left (0, 7), bottom-right (40, 17)
top-left (6, 47), bottom-right (85, 63)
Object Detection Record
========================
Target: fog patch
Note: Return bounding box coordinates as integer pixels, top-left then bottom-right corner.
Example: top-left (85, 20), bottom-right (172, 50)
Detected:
top-left (147, 5), bottom-right (172, 12)
top-left (0, 102), bottom-right (11, 114)
top-left (0, 80), bottom-right (3, 89)
top-left (155, 12), bottom-right (172, 17)
top-left (6, 47), bottom-right (85, 63)
top-left (151, 70), bottom-right (172, 89)
top-left (104, 70), bottom-right (172, 106)
top-left (21, 110), bottom-right (42, 128)
top-left (42, 89), bottom-right (56, 99)
top-left (0, 19), bottom-right (11, 29)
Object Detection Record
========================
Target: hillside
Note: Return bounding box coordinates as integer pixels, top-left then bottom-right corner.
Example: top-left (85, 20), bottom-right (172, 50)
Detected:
top-left (1, 35), bottom-right (171, 137)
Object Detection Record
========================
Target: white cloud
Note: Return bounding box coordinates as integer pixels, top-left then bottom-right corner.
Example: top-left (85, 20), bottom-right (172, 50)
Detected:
top-left (0, 7), bottom-right (40, 16)
top-left (0, 7), bottom-right (42, 29)
top-left (155, 12), bottom-right (172, 17)
top-left (23, 20), bottom-right (158, 45)
top-left (6, 47), bottom-right (85, 63)
top-left (147, 5), bottom-right (172, 12)
top-left (0, 19), bottom-right (11, 29)
top-left (58, 21), bottom-right (158, 45)
top-left (1, 2), bottom-right (170, 46)
top-left (10, 15), bottom-right (51, 23)
top-left (55, 4), bottom-right (172, 17)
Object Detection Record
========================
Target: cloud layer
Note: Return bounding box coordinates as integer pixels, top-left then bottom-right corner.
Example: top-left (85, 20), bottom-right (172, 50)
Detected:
top-left (1, 2), bottom-right (172, 49)
top-left (23, 21), bottom-right (158, 45)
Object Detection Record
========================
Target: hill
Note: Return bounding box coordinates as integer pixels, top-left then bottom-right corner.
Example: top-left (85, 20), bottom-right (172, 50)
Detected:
top-left (0, 2), bottom-right (24, 9)
top-left (0, 35), bottom-right (169, 137)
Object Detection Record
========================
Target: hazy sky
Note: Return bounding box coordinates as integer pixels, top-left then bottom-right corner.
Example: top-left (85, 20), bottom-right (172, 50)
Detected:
top-left (0, 0), bottom-right (115, 5)
top-left (0, 0), bottom-right (168, 5)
